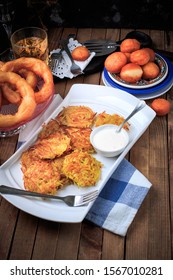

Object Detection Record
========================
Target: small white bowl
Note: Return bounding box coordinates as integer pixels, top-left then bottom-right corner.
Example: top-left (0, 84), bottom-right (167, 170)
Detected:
top-left (90, 124), bottom-right (129, 157)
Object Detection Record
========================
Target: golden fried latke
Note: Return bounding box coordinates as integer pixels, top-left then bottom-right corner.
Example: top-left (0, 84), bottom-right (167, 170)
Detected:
top-left (32, 131), bottom-right (71, 159)
top-left (21, 148), bottom-right (38, 173)
top-left (62, 151), bottom-right (102, 187)
top-left (94, 111), bottom-right (129, 130)
top-left (38, 119), bottom-right (61, 139)
top-left (56, 105), bottom-right (96, 128)
top-left (23, 159), bottom-right (62, 194)
top-left (64, 127), bottom-right (95, 153)
top-left (51, 156), bottom-right (71, 186)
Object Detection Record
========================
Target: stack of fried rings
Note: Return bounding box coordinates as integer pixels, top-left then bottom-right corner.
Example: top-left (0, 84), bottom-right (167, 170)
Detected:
top-left (0, 57), bottom-right (54, 128)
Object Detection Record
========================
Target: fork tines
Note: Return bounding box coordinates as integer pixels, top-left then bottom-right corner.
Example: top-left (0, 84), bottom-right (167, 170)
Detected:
top-left (76, 190), bottom-right (98, 206)
top-left (82, 190), bottom-right (98, 203)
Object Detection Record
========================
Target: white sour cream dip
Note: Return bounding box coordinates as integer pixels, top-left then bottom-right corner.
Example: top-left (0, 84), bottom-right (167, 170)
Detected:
top-left (93, 127), bottom-right (128, 152)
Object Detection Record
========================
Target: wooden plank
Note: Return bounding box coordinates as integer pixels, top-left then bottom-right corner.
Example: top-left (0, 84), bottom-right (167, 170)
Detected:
top-left (106, 28), bottom-right (120, 41)
top-left (88, 28), bottom-right (107, 40)
top-left (102, 230), bottom-right (125, 260)
top-left (0, 135), bottom-right (18, 165)
top-left (48, 27), bottom-right (64, 51)
top-left (9, 211), bottom-right (38, 260)
top-left (0, 199), bottom-right (18, 259)
top-left (54, 223), bottom-right (81, 260)
top-left (166, 30), bottom-right (173, 259)
top-left (78, 221), bottom-right (103, 260)
top-left (61, 27), bottom-right (78, 39)
top-left (125, 129), bottom-right (151, 260)
top-left (149, 29), bottom-right (165, 50)
top-left (76, 28), bottom-right (92, 43)
top-left (32, 219), bottom-right (60, 260)
top-left (147, 117), bottom-right (171, 259)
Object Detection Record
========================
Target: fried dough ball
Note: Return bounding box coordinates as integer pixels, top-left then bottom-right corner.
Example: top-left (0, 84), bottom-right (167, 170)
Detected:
top-left (120, 63), bottom-right (143, 83)
top-left (142, 62), bottom-right (160, 80)
top-left (120, 39), bottom-right (140, 53)
top-left (104, 52), bottom-right (127, 73)
top-left (144, 48), bottom-right (155, 62)
top-left (130, 49), bottom-right (150, 65)
top-left (71, 46), bottom-right (90, 61)
top-left (151, 98), bottom-right (171, 116)
top-left (124, 52), bottom-right (131, 62)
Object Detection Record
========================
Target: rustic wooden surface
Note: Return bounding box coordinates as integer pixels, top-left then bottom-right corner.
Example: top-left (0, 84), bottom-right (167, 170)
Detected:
top-left (0, 27), bottom-right (172, 260)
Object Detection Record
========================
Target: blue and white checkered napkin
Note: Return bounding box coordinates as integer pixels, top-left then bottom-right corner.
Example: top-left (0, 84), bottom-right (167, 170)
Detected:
top-left (18, 95), bottom-right (152, 236)
top-left (86, 159), bottom-right (151, 236)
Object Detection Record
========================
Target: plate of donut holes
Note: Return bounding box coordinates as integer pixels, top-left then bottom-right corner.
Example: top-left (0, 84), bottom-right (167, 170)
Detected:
top-left (104, 39), bottom-right (168, 89)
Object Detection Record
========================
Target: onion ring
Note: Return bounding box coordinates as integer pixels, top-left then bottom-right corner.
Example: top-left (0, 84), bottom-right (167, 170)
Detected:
top-left (0, 88), bottom-right (2, 108)
top-left (1, 57), bottom-right (54, 104)
top-left (19, 69), bottom-right (38, 90)
top-left (0, 71), bottom-right (37, 128)
top-left (0, 61), bottom-right (4, 69)
top-left (1, 83), bottom-right (21, 104)
top-left (1, 69), bottom-right (38, 104)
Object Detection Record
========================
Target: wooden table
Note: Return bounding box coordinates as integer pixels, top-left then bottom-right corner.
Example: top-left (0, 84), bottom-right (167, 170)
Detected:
top-left (0, 27), bottom-right (172, 260)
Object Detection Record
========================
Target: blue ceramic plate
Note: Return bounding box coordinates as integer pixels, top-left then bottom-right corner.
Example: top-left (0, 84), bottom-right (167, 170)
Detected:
top-left (103, 54), bottom-right (173, 95)
top-left (102, 71), bottom-right (173, 100)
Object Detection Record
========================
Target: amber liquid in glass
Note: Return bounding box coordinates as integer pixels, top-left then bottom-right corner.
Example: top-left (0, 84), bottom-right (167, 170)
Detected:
top-left (13, 36), bottom-right (49, 63)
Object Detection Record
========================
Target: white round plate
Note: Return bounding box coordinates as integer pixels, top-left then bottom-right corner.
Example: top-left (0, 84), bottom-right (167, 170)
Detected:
top-left (108, 53), bottom-right (168, 89)
top-left (102, 71), bottom-right (173, 100)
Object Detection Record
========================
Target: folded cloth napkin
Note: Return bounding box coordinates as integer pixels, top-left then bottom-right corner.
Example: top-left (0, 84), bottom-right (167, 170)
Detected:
top-left (86, 159), bottom-right (151, 236)
top-left (50, 38), bottom-right (95, 79)
top-left (17, 95), bottom-right (152, 236)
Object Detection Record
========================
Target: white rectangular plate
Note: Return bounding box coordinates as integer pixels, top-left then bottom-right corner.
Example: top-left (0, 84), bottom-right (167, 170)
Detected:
top-left (0, 84), bottom-right (156, 223)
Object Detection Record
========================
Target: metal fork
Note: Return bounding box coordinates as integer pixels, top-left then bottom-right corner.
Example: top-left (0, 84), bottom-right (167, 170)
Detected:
top-left (84, 39), bottom-right (118, 56)
top-left (60, 39), bottom-right (83, 75)
top-left (49, 51), bottom-right (63, 72)
top-left (0, 185), bottom-right (98, 207)
top-left (84, 45), bottom-right (116, 56)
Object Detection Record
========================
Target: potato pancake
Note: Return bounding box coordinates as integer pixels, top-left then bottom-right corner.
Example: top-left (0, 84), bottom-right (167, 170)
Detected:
top-left (62, 151), bottom-right (102, 187)
top-left (38, 119), bottom-right (60, 139)
top-left (23, 159), bottom-right (62, 194)
top-left (94, 111), bottom-right (129, 130)
top-left (56, 106), bottom-right (96, 128)
top-left (21, 148), bottom-right (38, 173)
top-left (32, 131), bottom-right (71, 159)
top-left (20, 105), bottom-right (130, 194)
top-left (52, 156), bottom-right (71, 186)
top-left (64, 127), bottom-right (95, 153)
